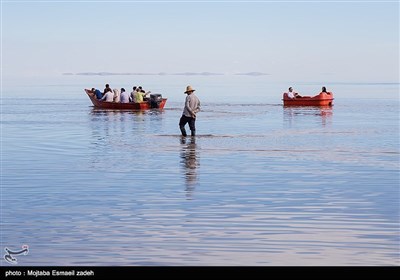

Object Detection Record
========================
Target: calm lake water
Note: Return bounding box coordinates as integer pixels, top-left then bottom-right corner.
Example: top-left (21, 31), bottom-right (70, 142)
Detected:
top-left (1, 75), bottom-right (399, 266)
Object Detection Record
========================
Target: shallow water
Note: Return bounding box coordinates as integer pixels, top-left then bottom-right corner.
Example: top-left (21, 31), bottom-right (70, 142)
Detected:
top-left (1, 76), bottom-right (399, 265)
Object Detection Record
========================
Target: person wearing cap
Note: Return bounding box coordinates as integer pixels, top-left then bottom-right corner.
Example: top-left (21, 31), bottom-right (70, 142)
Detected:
top-left (179, 85), bottom-right (201, 137)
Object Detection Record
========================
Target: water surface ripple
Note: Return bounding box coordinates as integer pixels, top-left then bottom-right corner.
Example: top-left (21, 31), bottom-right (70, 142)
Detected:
top-left (1, 83), bottom-right (399, 266)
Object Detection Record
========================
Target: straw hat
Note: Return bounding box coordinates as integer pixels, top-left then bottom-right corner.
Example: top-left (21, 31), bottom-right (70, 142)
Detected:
top-left (184, 85), bottom-right (196, 94)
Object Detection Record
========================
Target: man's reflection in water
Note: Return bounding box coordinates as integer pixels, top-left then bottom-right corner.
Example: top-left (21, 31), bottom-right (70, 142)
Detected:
top-left (180, 136), bottom-right (199, 199)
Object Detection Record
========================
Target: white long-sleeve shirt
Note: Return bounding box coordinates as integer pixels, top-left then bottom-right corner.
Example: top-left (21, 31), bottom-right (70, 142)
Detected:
top-left (287, 91), bottom-right (295, 98)
top-left (100, 91), bottom-right (114, 102)
top-left (120, 91), bottom-right (130, 103)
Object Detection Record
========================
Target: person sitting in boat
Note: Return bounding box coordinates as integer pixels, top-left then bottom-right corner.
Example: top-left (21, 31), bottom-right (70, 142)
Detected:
top-left (120, 88), bottom-right (130, 103)
top-left (91, 88), bottom-right (103, 99)
top-left (287, 87), bottom-right (302, 99)
top-left (138, 86), bottom-right (151, 100)
top-left (103, 84), bottom-right (112, 95)
top-left (134, 86), bottom-right (151, 103)
top-left (100, 88), bottom-right (114, 102)
top-left (129, 86), bottom-right (138, 102)
top-left (113, 88), bottom-right (120, 103)
top-left (320, 86), bottom-right (332, 95)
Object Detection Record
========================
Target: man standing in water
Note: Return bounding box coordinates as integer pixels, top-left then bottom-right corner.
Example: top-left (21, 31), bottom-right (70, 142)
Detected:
top-left (179, 85), bottom-right (201, 137)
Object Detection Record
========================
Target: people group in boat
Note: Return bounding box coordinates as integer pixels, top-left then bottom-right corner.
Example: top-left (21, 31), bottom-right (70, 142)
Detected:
top-left (90, 84), bottom-right (151, 103)
top-left (131, 86), bottom-right (151, 103)
top-left (285, 86), bottom-right (331, 99)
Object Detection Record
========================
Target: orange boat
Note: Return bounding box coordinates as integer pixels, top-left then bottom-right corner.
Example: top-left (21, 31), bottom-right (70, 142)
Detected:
top-left (282, 92), bottom-right (334, 106)
top-left (85, 89), bottom-right (167, 110)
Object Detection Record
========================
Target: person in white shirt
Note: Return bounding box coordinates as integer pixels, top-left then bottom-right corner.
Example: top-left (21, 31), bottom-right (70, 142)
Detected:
top-left (179, 85), bottom-right (201, 137)
top-left (100, 88), bottom-right (114, 102)
top-left (287, 87), bottom-right (301, 99)
top-left (120, 88), bottom-right (130, 103)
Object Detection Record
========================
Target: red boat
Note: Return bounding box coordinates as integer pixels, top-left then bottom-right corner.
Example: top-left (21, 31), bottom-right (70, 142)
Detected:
top-left (85, 89), bottom-right (167, 110)
top-left (282, 92), bottom-right (334, 106)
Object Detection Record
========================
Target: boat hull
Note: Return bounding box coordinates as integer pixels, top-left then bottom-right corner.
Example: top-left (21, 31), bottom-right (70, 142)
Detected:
top-left (85, 89), bottom-right (167, 110)
top-left (282, 92), bottom-right (334, 106)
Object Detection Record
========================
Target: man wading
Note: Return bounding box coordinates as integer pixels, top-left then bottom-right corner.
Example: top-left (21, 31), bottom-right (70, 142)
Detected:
top-left (179, 85), bottom-right (201, 137)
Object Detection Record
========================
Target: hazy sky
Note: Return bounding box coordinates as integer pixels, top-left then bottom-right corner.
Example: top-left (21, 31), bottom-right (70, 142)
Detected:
top-left (2, 0), bottom-right (399, 82)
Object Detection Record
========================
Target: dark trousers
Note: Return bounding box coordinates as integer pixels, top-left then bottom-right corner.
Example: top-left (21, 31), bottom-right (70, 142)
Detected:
top-left (179, 115), bottom-right (196, 136)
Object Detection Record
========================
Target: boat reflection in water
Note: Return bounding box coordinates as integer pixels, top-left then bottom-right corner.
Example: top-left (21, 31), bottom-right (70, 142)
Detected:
top-left (85, 89), bottom-right (167, 110)
top-left (180, 136), bottom-right (199, 199)
top-left (283, 106), bottom-right (333, 127)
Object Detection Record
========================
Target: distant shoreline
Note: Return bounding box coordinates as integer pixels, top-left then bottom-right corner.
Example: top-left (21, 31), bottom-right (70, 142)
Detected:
top-left (63, 72), bottom-right (270, 77)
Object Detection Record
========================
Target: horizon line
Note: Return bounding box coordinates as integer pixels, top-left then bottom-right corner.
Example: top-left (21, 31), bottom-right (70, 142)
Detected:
top-left (63, 72), bottom-right (271, 76)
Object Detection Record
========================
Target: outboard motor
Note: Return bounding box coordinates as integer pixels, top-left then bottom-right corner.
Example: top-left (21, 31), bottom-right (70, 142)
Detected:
top-left (150, 94), bottom-right (162, 108)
